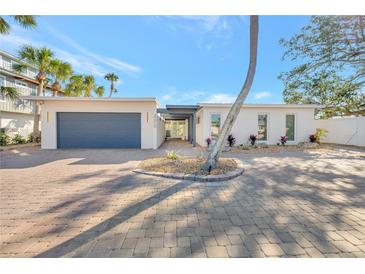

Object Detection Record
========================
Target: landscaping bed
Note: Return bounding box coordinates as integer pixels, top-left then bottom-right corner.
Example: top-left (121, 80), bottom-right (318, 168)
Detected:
top-left (227, 143), bottom-right (320, 154)
top-left (137, 156), bottom-right (237, 176)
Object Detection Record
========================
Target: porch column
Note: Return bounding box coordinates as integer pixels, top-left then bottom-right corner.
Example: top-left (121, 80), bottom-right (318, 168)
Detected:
top-left (192, 113), bottom-right (196, 147)
top-left (188, 115), bottom-right (193, 143)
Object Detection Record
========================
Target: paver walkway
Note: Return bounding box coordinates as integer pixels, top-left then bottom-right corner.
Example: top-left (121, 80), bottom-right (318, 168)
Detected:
top-left (1, 141), bottom-right (364, 257)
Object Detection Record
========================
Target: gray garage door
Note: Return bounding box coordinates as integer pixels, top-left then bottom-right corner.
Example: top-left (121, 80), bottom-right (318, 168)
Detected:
top-left (57, 112), bottom-right (141, 148)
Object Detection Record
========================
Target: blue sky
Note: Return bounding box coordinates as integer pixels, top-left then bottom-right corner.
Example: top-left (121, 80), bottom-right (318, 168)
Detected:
top-left (0, 16), bottom-right (310, 106)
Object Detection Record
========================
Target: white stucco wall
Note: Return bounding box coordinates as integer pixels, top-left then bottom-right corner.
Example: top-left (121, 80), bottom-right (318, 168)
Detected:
top-left (40, 100), bottom-right (158, 149)
top-left (0, 111), bottom-right (34, 137)
top-left (155, 113), bottom-right (165, 148)
top-left (315, 116), bottom-right (365, 147)
top-left (196, 105), bottom-right (317, 146)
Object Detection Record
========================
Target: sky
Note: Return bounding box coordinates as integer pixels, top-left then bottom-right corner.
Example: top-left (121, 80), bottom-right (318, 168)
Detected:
top-left (0, 16), bottom-right (310, 106)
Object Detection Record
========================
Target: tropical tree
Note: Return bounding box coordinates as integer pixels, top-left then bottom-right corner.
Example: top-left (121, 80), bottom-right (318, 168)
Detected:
top-left (64, 74), bottom-right (104, 97)
top-left (0, 86), bottom-right (20, 100)
top-left (49, 59), bottom-right (73, 96)
top-left (279, 16), bottom-right (365, 117)
top-left (17, 45), bottom-right (54, 142)
top-left (0, 15), bottom-right (37, 34)
top-left (104, 73), bottom-right (119, 97)
top-left (202, 15), bottom-right (259, 171)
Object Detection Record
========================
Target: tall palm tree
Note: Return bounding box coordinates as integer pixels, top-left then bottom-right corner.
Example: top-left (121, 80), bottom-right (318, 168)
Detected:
top-left (65, 74), bottom-right (104, 97)
top-left (0, 16), bottom-right (37, 34)
top-left (202, 16), bottom-right (259, 171)
top-left (64, 75), bottom-right (85, 97)
top-left (104, 73), bottom-right (119, 97)
top-left (17, 45), bottom-right (54, 142)
top-left (49, 59), bottom-right (73, 96)
top-left (83, 75), bottom-right (96, 97)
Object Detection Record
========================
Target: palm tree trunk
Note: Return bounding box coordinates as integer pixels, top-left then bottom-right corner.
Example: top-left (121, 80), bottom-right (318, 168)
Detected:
top-left (109, 82), bottom-right (114, 98)
top-left (202, 15), bottom-right (259, 171)
top-left (33, 79), bottom-right (44, 142)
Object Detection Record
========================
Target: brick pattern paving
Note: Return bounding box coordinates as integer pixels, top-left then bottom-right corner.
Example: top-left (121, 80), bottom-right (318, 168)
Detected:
top-left (1, 144), bottom-right (364, 258)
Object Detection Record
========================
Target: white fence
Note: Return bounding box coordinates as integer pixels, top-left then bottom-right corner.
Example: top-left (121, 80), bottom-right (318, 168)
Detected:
top-left (315, 116), bottom-right (365, 147)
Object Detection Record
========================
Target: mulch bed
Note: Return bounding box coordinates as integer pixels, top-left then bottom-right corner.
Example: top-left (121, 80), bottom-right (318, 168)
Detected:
top-left (137, 156), bottom-right (237, 176)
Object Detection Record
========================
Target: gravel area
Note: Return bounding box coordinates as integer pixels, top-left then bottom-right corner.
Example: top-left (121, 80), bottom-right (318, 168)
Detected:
top-left (137, 157), bottom-right (237, 175)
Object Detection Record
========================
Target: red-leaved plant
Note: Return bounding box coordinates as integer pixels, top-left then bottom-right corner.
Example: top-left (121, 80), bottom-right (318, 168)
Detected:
top-left (206, 137), bottom-right (212, 147)
top-left (280, 135), bottom-right (288, 145)
top-left (309, 134), bottom-right (316, 143)
top-left (249, 134), bottom-right (257, 146)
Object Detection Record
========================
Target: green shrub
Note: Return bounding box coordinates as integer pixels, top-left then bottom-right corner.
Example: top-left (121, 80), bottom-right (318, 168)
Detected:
top-left (314, 128), bottom-right (328, 144)
top-left (12, 134), bottom-right (26, 144)
top-left (0, 132), bottom-right (11, 146)
top-left (240, 144), bottom-right (250, 150)
top-left (166, 150), bottom-right (179, 160)
top-left (27, 133), bottom-right (34, 143)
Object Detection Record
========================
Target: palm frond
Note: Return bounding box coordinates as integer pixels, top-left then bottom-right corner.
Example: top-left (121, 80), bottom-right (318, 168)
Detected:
top-left (0, 86), bottom-right (21, 100)
top-left (12, 63), bottom-right (28, 73)
top-left (0, 16), bottom-right (10, 34)
top-left (94, 86), bottom-right (105, 97)
top-left (18, 45), bottom-right (37, 64)
top-left (13, 15), bottom-right (37, 29)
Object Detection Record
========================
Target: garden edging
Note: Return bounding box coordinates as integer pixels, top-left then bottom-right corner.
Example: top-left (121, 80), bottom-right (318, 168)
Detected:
top-left (133, 158), bottom-right (244, 182)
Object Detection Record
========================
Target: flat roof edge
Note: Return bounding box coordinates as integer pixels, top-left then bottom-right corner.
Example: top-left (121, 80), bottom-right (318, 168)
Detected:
top-left (198, 103), bottom-right (323, 108)
top-left (22, 96), bottom-right (158, 103)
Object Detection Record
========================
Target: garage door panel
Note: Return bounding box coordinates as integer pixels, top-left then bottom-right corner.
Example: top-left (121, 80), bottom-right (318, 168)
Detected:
top-left (57, 112), bottom-right (141, 148)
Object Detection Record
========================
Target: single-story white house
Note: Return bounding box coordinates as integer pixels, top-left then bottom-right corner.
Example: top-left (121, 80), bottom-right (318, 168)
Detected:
top-left (24, 96), bottom-right (321, 149)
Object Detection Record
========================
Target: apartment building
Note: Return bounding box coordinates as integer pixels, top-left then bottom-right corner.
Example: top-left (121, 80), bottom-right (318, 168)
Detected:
top-left (0, 50), bottom-right (52, 137)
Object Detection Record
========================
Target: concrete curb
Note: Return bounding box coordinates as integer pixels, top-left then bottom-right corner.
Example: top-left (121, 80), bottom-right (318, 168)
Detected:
top-left (133, 158), bottom-right (244, 182)
top-left (0, 143), bottom-right (40, 151)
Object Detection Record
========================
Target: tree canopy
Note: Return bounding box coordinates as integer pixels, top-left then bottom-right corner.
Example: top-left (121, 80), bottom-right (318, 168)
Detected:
top-left (279, 16), bottom-right (365, 118)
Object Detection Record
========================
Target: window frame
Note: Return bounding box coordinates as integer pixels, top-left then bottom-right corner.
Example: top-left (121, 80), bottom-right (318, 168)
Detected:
top-left (285, 113), bottom-right (297, 142)
top-left (0, 76), bottom-right (5, 102)
top-left (15, 80), bottom-right (27, 88)
top-left (257, 112), bottom-right (269, 142)
top-left (209, 112), bottom-right (222, 140)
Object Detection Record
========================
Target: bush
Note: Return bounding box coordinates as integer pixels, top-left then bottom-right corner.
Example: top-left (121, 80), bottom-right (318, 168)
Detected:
top-left (166, 150), bottom-right (179, 160)
top-left (240, 144), bottom-right (250, 150)
top-left (280, 136), bottom-right (288, 145)
top-left (314, 128), bottom-right (328, 144)
top-left (206, 137), bottom-right (211, 147)
top-left (27, 133), bottom-right (34, 143)
top-left (12, 134), bottom-right (26, 144)
top-left (0, 132), bottom-right (11, 146)
top-left (227, 134), bottom-right (236, 147)
top-left (249, 134), bottom-right (257, 146)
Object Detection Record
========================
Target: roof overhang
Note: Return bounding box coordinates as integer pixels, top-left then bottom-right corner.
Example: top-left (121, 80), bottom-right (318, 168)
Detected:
top-left (157, 104), bottom-right (200, 119)
top-left (22, 96), bottom-right (158, 103)
top-left (198, 103), bottom-right (323, 109)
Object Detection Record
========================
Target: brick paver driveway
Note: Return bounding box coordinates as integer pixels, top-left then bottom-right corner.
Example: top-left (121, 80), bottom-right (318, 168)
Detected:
top-left (1, 142), bottom-right (364, 257)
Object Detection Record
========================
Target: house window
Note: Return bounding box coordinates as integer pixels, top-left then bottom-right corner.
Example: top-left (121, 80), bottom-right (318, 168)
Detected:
top-left (15, 80), bottom-right (27, 88)
top-left (258, 114), bottom-right (268, 141)
top-left (0, 76), bottom-right (5, 101)
top-left (210, 113), bottom-right (221, 139)
top-left (286, 114), bottom-right (295, 141)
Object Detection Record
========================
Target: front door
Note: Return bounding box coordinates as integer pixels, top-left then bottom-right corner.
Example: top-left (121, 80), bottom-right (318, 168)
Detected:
top-left (165, 120), bottom-right (185, 139)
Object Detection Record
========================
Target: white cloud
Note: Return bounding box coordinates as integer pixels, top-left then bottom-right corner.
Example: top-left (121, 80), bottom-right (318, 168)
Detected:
top-left (159, 87), bottom-right (206, 105)
top-left (205, 93), bottom-right (236, 103)
top-left (253, 91), bottom-right (272, 100)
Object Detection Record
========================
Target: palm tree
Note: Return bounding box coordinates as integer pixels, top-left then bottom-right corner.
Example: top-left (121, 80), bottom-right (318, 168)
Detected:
top-left (65, 74), bottom-right (104, 97)
top-left (202, 16), bottom-right (259, 171)
top-left (94, 86), bottom-right (105, 97)
top-left (64, 75), bottom-right (85, 97)
top-left (83, 75), bottom-right (96, 97)
top-left (104, 73), bottom-right (119, 97)
top-left (0, 86), bottom-right (20, 100)
top-left (17, 45), bottom-right (54, 142)
top-left (0, 16), bottom-right (37, 34)
top-left (49, 59), bottom-right (73, 96)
